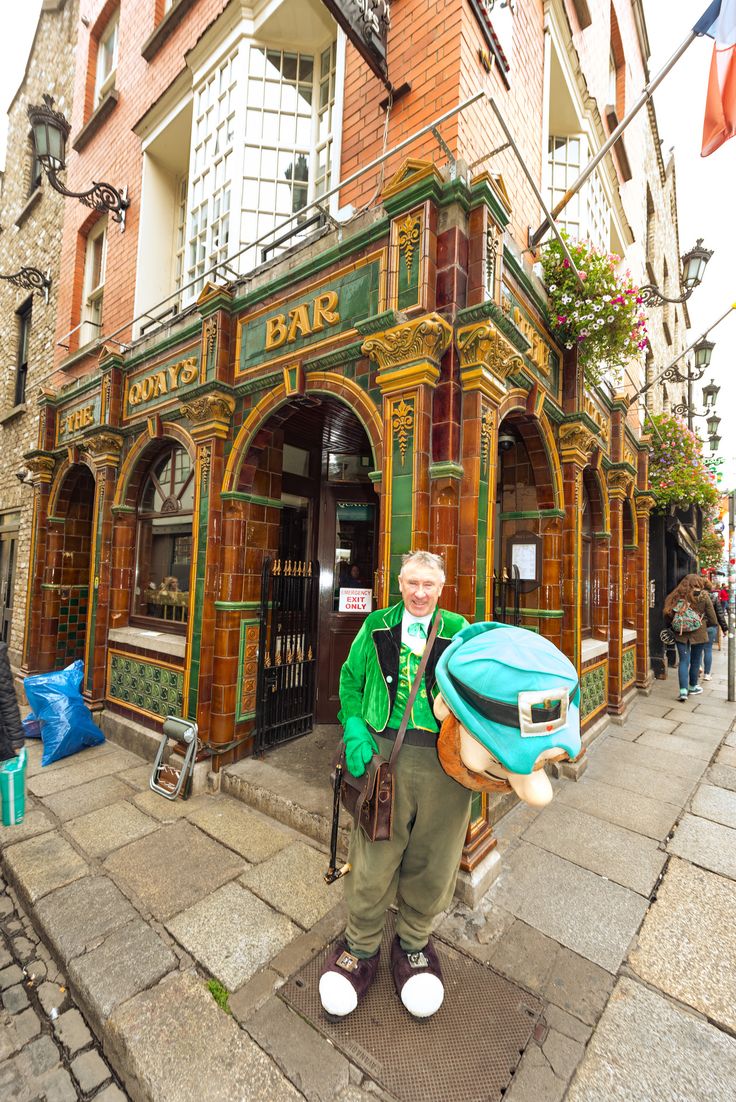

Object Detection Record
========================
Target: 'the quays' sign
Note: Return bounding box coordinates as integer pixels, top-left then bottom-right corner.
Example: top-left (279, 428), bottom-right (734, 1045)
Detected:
top-left (56, 393), bottom-right (102, 445)
top-left (236, 251), bottom-right (386, 377)
top-left (123, 354), bottom-right (200, 419)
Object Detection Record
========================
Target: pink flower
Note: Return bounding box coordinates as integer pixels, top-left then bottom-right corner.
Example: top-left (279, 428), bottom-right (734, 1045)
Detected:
top-left (563, 258), bottom-right (570, 268)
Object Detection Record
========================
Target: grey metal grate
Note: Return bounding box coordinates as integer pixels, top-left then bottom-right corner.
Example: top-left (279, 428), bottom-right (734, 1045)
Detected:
top-left (280, 914), bottom-right (543, 1102)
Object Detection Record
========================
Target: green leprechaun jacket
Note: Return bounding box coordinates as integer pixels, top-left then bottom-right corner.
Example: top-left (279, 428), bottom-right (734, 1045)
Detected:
top-left (338, 601), bottom-right (468, 733)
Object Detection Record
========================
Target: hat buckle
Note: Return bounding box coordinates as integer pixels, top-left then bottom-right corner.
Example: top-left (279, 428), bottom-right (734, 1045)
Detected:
top-left (517, 687), bottom-right (569, 738)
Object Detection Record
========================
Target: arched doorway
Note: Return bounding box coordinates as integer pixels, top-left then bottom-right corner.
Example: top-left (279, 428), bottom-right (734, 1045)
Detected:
top-left (240, 395), bottom-right (379, 736)
top-left (40, 464), bottom-right (96, 671)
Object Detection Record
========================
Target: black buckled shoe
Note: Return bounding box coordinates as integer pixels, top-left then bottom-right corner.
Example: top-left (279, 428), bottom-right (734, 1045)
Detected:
top-left (390, 935), bottom-right (444, 1018)
top-left (318, 942), bottom-right (380, 1017)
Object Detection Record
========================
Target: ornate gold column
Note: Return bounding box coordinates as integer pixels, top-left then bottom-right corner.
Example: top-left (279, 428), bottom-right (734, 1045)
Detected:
top-left (606, 467), bottom-right (634, 712)
top-left (20, 453), bottom-right (56, 674)
top-left (634, 490), bottom-right (656, 689)
top-left (362, 313), bottom-right (452, 605)
top-left (558, 422), bottom-right (597, 668)
top-left (180, 390), bottom-right (236, 734)
top-left (79, 431), bottom-right (124, 703)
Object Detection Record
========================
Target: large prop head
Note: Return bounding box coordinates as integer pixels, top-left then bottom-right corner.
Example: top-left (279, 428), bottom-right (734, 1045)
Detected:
top-left (434, 622), bottom-right (581, 807)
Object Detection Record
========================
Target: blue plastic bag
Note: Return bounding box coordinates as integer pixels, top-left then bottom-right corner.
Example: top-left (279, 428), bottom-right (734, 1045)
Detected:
top-left (23, 661), bottom-right (104, 766)
top-left (22, 713), bottom-right (43, 739)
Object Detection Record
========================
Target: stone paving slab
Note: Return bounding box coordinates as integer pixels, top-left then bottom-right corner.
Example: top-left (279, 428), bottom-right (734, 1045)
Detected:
top-left (635, 730), bottom-right (720, 761)
top-left (628, 699), bottom-right (672, 719)
top-left (677, 717), bottom-right (735, 739)
top-left (118, 765), bottom-right (152, 790)
top-left (690, 783), bottom-right (736, 829)
top-left (566, 976), bottom-right (736, 1102)
top-left (706, 763), bottom-right (736, 792)
top-left (591, 738), bottom-right (706, 782)
top-left (667, 813), bottom-right (736, 880)
top-left (103, 821), bottom-right (244, 920)
top-left (23, 740), bottom-right (114, 778)
top-left (522, 802), bottom-right (665, 897)
top-left (555, 775), bottom-right (679, 840)
top-left (584, 754), bottom-right (698, 805)
top-left (240, 841), bottom-right (341, 929)
top-left (188, 798), bottom-right (294, 863)
top-left (617, 714), bottom-right (678, 736)
top-left (542, 946), bottom-right (615, 1027)
top-left (34, 876), bottom-right (139, 962)
top-left (691, 700), bottom-right (736, 721)
top-left (3, 832), bottom-right (89, 903)
top-left (68, 918), bottom-right (177, 1037)
top-left (105, 970), bottom-right (303, 1102)
top-left (132, 790), bottom-right (212, 822)
top-left (629, 858), bottom-right (736, 1035)
top-left (27, 750), bottom-right (142, 798)
top-left (165, 881), bottom-right (298, 991)
top-left (0, 809), bottom-right (54, 847)
top-left (42, 776), bottom-right (135, 822)
top-left (486, 842), bottom-right (648, 973)
top-left (726, 729), bottom-right (736, 747)
top-left (65, 801), bottom-right (158, 858)
top-left (716, 745), bottom-right (736, 769)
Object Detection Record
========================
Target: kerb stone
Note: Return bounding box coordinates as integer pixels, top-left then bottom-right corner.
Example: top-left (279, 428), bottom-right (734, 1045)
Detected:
top-left (3, 832), bottom-right (88, 903)
top-left (105, 970), bottom-right (304, 1102)
top-left (246, 995), bottom-right (350, 1102)
top-left (34, 876), bottom-right (139, 961)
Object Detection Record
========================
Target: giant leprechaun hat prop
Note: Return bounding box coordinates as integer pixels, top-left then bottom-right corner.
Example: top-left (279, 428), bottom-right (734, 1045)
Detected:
top-left (435, 621), bottom-right (581, 776)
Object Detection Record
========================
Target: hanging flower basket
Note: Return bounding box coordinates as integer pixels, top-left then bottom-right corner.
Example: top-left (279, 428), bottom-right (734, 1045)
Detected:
top-left (647, 413), bottom-right (720, 512)
top-left (698, 528), bottom-right (725, 569)
top-left (540, 234), bottom-right (648, 388)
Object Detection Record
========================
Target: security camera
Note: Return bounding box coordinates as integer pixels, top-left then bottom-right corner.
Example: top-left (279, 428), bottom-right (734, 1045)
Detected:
top-left (498, 432), bottom-right (516, 452)
top-left (15, 467), bottom-right (30, 483)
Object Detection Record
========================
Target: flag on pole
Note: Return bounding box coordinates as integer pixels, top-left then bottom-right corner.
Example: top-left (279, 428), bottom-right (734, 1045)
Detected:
top-left (694, 0), bottom-right (736, 156)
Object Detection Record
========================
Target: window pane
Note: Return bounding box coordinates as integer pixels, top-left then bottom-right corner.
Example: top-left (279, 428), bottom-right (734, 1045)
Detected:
top-left (134, 447), bottom-right (193, 626)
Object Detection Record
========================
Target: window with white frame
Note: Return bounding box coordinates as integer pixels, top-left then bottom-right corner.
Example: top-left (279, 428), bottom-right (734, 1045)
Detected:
top-left (315, 41), bottom-right (337, 198)
top-left (547, 135), bottom-right (610, 251)
top-left (186, 50), bottom-right (239, 295)
top-left (94, 11), bottom-right (119, 105)
top-left (173, 176), bottom-right (188, 294)
top-left (81, 218), bottom-right (107, 346)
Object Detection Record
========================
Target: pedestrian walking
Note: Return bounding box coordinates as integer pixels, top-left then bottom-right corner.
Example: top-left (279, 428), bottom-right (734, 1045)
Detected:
top-left (319, 550), bottom-right (469, 1021)
top-left (663, 574), bottom-right (718, 701)
top-left (702, 579), bottom-right (728, 676)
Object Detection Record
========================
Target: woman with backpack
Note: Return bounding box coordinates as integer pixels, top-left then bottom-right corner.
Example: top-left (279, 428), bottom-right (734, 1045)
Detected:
top-left (663, 574), bottom-right (718, 702)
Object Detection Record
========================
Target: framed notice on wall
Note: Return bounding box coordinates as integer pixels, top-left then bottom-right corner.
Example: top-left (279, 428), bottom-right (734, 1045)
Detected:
top-left (505, 532), bottom-right (542, 592)
top-left (338, 588), bottom-right (373, 613)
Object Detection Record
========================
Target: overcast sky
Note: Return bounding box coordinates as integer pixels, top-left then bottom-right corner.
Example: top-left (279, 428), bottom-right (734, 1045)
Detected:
top-left (1, 1), bottom-right (733, 490)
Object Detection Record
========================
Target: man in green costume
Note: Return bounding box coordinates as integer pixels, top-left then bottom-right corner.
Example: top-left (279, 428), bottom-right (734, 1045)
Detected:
top-left (319, 551), bottom-right (470, 1019)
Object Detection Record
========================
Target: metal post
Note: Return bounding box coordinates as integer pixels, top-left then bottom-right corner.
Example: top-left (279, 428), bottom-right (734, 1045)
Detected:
top-left (687, 372), bottom-right (693, 432)
top-left (729, 492), bottom-right (735, 703)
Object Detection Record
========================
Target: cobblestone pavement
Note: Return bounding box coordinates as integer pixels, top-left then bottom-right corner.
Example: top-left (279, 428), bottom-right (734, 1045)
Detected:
top-left (0, 872), bottom-right (129, 1102)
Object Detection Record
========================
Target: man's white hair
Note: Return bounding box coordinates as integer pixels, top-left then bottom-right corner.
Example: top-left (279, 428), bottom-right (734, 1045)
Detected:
top-left (399, 550), bottom-right (446, 580)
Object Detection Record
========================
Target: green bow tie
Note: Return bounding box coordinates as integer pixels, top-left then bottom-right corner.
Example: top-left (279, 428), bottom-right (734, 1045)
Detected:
top-left (407, 622), bottom-right (427, 638)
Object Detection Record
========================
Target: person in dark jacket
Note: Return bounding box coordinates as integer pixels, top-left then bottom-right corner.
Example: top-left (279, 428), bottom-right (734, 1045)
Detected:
top-left (664, 574), bottom-right (718, 701)
top-left (702, 579), bottom-right (727, 679)
top-left (0, 642), bottom-right (23, 761)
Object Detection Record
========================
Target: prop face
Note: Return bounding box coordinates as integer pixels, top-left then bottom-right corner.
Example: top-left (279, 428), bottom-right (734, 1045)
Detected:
top-left (434, 622), bottom-right (582, 808)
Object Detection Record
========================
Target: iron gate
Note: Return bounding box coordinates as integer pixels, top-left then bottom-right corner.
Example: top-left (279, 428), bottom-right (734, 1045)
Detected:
top-left (254, 557), bottom-right (319, 752)
top-left (492, 565), bottom-right (521, 626)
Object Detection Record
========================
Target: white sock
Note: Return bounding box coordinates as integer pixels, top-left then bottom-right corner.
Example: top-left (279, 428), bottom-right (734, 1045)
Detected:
top-left (400, 973), bottom-right (444, 1018)
top-left (319, 971), bottom-right (358, 1016)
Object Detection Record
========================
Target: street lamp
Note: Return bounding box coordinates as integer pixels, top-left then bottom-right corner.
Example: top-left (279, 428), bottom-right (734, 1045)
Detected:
top-left (0, 267), bottom-right (51, 303)
top-left (694, 338), bottom-right (715, 373)
top-left (706, 413), bottom-right (721, 437)
top-left (702, 380), bottom-right (720, 408)
top-left (27, 95), bottom-right (129, 228)
top-left (639, 239), bottom-right (713, 307)
top-left (709, 434), bottom-right (721, 453)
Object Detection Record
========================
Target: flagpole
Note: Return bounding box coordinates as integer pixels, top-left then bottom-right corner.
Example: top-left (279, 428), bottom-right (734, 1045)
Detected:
top-left (630, 302), bottom-right (736, 403)
top-left (528, 30), bottom-right (698, 249)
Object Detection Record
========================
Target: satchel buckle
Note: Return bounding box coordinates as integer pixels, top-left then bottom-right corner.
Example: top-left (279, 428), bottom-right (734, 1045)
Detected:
top-left (517, 687), bottom-right (568, 738)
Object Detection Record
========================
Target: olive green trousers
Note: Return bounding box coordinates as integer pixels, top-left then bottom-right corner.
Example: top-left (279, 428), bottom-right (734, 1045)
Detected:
top-left (345, 735), bottom-right (472, 955)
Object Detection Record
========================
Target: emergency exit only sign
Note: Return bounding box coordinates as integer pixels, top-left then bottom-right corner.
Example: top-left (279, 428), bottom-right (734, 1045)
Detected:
top-left (338, 588), bottom-right (372, 613)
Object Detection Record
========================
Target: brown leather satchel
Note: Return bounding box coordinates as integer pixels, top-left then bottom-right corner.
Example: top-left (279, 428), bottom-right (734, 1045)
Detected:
top-left (337, 616), bottom-right (440, 842)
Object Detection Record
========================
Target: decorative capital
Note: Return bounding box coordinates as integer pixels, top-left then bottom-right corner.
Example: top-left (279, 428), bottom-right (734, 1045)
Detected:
top-left (362, 313), bottom-right (452, 391)
top-left (634, 491), bottom-right (657, 517)
top-left (456, 321), bottom-right (524, 400)
top-left (607, 467), bottom-right (633, 500)
top-left (396, 212), bottom-right (422, 282)
top-left (559, 421), bottom-right (597, 466)
top-left (180, 390), bottom-right (235, 440)
top-left (81, 431), bottom-right (124, 467)
top-left (24, 454), bottom-right (56, 485)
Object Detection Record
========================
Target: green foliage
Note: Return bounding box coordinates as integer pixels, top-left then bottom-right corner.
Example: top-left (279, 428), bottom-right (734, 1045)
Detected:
top-left (698, 528), bottom-right (725, 570)
top-left (647, 413), bottom-right (720, 511)
top-left (541, 234), bottom-right (648, 387)
top-left (207, 979), bottom-right (231, 1015)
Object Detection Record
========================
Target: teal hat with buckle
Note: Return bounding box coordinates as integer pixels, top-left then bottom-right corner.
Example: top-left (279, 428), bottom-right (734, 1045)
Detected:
top-left (435, 621), bottom-right (581, 775)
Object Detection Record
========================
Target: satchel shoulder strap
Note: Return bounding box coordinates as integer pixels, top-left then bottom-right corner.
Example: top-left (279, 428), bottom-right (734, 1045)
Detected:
top-left (388, 614), bottom-right (441, 768)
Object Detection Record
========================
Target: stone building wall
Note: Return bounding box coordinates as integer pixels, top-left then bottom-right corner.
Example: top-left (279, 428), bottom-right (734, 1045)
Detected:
top-left (0, 0), bottom-right (78, 667)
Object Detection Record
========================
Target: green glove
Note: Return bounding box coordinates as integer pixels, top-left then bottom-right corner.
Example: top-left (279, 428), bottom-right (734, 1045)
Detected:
top-left (343, 716), bottom-right (379, 778)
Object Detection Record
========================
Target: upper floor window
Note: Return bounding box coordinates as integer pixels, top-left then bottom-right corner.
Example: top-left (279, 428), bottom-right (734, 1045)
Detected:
top-left (95, 11), bottom-right (119, 105)
top-left (133, 445), bottom-right (194, 630)
top-left (81, 218), bottom-right (107, 346)
top-left (15, 301), bottom-right (32, 407)
top-left (548, 135), bottom-right (610, 251)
